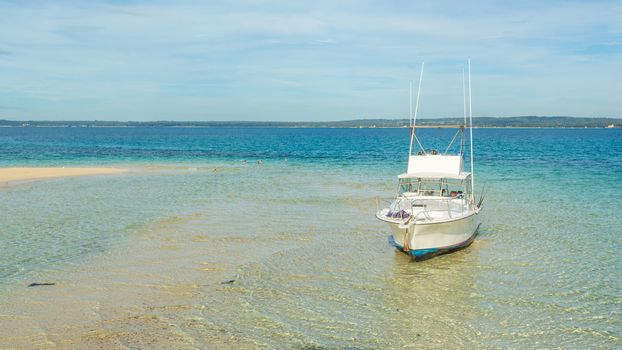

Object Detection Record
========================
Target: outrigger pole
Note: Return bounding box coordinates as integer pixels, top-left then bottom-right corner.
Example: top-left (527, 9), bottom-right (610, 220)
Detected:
top-left (463, 69), bottom-right (467, 128)
top-left (461, 68), bottom-right (467, 156)
top-left (414, 62), bottom-right (424, 128)
top-left (468, 59), bottom-right (475, 202)
top-left (409, 81), bottom-right (413, 127)
top-left (408, 62), bottom-right (425, 157)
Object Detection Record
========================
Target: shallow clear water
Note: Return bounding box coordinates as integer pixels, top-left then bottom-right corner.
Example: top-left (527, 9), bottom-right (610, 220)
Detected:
top-left (0, 127), bottom-right (620, 348)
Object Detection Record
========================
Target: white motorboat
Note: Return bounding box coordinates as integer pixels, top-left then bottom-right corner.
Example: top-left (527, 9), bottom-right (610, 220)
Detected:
top-left (376, 62), bottom-right (483, 261)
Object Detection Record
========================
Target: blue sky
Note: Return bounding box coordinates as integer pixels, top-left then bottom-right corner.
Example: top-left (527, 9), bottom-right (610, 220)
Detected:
top-left (0, 0), bottom-right (620, 121)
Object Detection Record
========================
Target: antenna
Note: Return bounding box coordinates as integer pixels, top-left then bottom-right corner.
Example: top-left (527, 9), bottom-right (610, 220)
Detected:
top-left (468, 59), bottom-right (475, 202)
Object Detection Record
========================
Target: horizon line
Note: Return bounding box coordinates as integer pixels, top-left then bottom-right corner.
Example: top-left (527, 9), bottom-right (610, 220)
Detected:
top-left (1, 115), bottom-right (621, 124)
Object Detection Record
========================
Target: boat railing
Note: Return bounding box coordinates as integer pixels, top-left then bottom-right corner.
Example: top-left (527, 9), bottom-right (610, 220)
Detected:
top-left (376, 197), bottom-right (411, 221)
top-left (378, 196), bottom-right (469, 222)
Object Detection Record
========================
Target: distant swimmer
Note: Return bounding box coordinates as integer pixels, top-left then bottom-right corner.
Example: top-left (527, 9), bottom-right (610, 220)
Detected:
top-left (242, 160), bottom-right (248, 166)
top-left (257, 160), bottom-right (264, 165)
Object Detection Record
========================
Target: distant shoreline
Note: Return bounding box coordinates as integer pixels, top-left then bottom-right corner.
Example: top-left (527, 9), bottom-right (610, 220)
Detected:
top-left (0, 125), bottom-right (620, 129)
top-left (1, 116), bottom-right (620, 129)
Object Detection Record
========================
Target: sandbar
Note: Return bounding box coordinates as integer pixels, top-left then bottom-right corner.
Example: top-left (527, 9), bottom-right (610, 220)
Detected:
top-left (0, 167), bottom-right (126, 183)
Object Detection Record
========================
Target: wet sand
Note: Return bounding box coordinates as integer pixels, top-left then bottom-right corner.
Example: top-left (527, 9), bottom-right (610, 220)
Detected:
top-left (0, 167), bottom-right (126, 183)
top-left (0, 212), bottom-right (305, 349)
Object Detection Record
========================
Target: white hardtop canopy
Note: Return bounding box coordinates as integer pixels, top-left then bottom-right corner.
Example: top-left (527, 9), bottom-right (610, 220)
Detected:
top-left (398, 154), bottom-right (470, 180)
top-left (398, 172), bottom-right (471, 180)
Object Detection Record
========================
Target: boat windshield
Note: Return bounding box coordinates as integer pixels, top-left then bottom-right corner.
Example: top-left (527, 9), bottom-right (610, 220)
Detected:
top-left (398, 177), bottom-right (470, 198)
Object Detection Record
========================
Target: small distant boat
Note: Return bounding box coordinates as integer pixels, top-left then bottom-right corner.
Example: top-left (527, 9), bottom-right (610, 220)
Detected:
top-left (376, 62), bottom-right (483, 261)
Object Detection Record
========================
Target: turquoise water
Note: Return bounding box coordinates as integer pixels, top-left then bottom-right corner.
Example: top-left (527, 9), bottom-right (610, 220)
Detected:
top-left (1, 127), bottom-right (621, 348)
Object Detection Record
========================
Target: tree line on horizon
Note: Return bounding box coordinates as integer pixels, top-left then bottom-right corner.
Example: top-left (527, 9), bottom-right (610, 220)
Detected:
top-left (0, 116), bottom-right (620, 128)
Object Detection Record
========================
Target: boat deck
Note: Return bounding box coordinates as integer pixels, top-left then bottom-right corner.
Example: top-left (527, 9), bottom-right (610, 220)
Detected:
top-left (378, 197), bottom-right (474, 224)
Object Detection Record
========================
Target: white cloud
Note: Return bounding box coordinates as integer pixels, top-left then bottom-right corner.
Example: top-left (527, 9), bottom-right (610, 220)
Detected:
top-left (0, 0), bottom-right (620, 120)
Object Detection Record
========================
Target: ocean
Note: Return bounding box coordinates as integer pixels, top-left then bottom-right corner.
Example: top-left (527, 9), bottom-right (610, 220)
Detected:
top-left (0, 127), bottom-right (621, 348)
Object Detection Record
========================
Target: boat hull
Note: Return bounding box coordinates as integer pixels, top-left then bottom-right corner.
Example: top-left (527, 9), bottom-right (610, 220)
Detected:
top-left (386, 213), bottom-right (480, 261)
